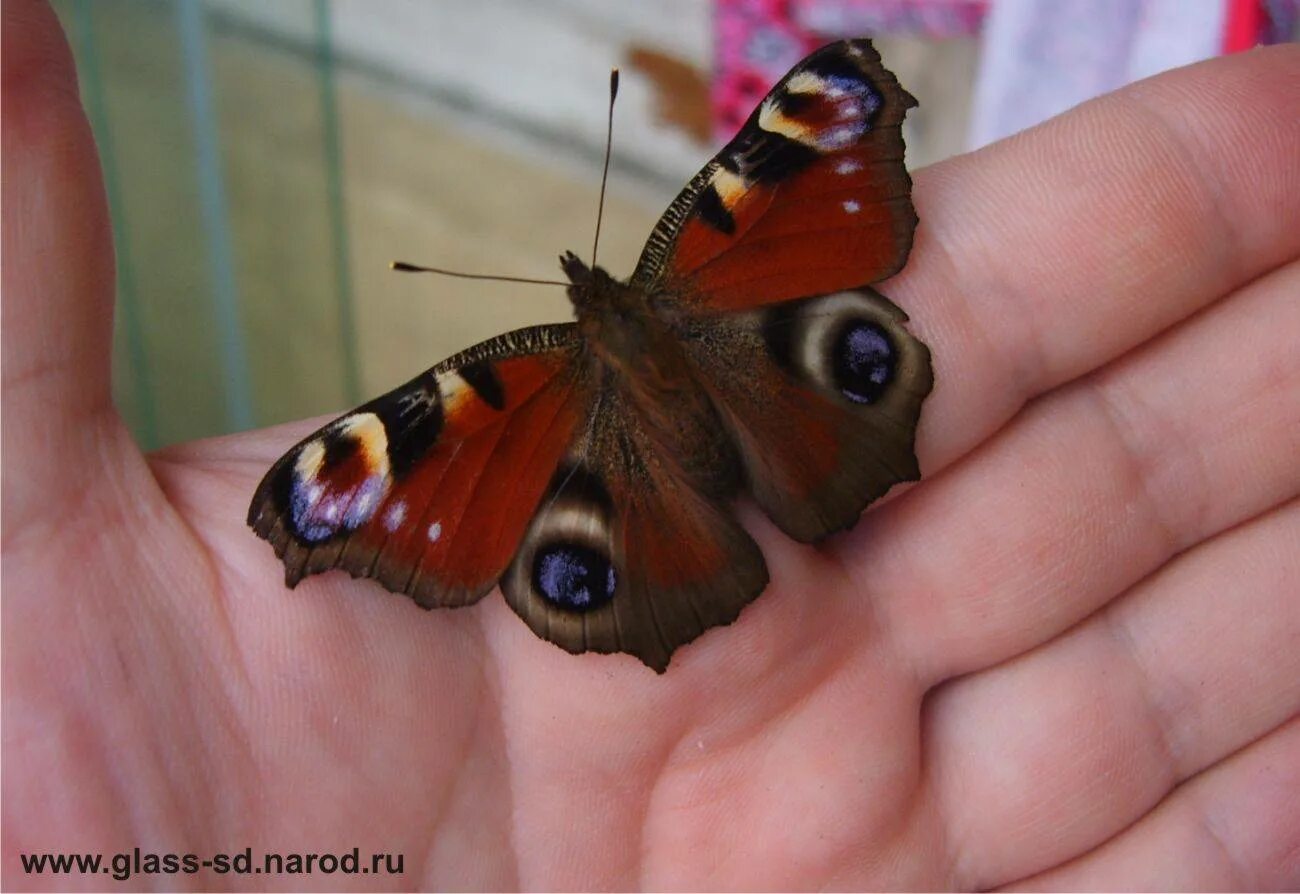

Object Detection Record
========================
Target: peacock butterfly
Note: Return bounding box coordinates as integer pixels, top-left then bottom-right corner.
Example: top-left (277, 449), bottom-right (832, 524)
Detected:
top-left (248, 39), bottom-right (933, 672)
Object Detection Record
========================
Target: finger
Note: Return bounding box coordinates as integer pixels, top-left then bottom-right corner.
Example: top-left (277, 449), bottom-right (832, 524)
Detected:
top-left (889, 44), bottom-right (1300, 479)
top-left (928, 499), bottom-right (1300, 888)
top-left (863, 257), bottom-right (1300, 679)
top-left (1, 0), bottom-right (124, 528)
top-left (1006, 718), bottom-right (1300, 891)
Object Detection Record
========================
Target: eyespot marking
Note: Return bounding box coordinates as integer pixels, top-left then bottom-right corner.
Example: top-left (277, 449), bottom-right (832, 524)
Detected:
top-left (785, 71), bottom-right (826, 95)
top-left (337, 413), bottom-right (390, 474)
top-left (728, 131), bottom-right (820, 185)
top-left (427, 521), bottom-right (443, 543)
top-left (532, 542), bottom-right (617, 612)
top-left (758, 56), bottom-right (883, 155)
top-left (295, 440), bottom-right (327, 481)
top-left (287, 413), bottom-right (392, 542)
top-left (758, 98), bottom-right (813, 143)
top-left (832, 320), bottom-right (895, 404)
top-left (822, 125), bottom-right (861, 149)
top-left (289, 461), bottom-right (388, 543)
top-left (843, 199), bottom-right (861, 214)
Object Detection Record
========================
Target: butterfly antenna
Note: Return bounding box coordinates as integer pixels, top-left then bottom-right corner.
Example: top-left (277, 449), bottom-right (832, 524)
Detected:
top-left (389, 261), bottom-right (567, 287)
top-left (591, 67), bottom-right (619, 268)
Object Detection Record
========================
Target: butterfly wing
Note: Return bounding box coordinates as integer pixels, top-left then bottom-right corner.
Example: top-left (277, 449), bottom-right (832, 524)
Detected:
top-left (679, 289), bottom-right (932, 542)
top-left (498, 390), bottom-right (768, 673)
top-left (248, 324), bottom-right (596, 607)
top-left (631, 38), bottom-right (916, 311)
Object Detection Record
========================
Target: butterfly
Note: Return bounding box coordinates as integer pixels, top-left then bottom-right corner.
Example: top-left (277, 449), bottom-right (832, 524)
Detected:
top-left (248, 39), bottom-right (932, 672)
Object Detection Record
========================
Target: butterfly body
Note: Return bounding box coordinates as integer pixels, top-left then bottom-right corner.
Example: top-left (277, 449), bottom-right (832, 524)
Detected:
top-left (564, 251), bottom-right (741, 499)
top-left (249, 39), bottom-right (932, 671)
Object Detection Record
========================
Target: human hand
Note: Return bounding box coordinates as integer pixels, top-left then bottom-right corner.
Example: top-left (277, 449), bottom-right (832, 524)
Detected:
top-left (4, 1), bottom-right (1297, 888)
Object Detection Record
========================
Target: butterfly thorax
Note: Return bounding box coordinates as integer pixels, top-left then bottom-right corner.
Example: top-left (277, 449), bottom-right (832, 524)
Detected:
top-left (562, 251), bottom-right (687, 392)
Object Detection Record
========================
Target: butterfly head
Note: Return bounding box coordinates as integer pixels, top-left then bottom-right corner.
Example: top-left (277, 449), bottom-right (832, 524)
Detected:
top-left (560, 249), bottom-right (676, 374)
top-left (560, 249), bottom-right (597, 286)
top-left (560, 250), bottom-right (625, 315)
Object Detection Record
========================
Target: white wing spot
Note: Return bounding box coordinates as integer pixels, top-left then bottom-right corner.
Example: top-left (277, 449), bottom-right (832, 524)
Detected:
top-left (353, 491), bottom-right (374, 517)
top-left (843, 199), bottom-right (861, 214)
top-left (383, 501), bottom-right (407, 533)
top-left (836, 158), bottom-right (861, 175)
top-left (823, 126), bottom-right (857, 148)
top-left (427, 521), bottom-right (443, 543)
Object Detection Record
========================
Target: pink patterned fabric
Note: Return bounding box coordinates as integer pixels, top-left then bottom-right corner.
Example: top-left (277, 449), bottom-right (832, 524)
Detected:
top-left (712, 0), bottom-right (987, 141)
top-left (713, 0), bottom-right (825, 140)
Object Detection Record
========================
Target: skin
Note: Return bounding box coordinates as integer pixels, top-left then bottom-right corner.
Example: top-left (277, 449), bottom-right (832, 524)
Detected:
top-left (2, 0), bottom-right (1297, 888)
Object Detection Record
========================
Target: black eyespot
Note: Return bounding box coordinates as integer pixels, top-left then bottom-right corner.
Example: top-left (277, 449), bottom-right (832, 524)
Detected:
top-left (532, 542), bottom-right (617, 612)
top-left (832, 320), bottom-right (895, 404)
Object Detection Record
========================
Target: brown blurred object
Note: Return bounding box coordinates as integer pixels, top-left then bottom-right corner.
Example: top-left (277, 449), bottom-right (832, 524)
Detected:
top-left (625, 44), bottom-right (712, 145)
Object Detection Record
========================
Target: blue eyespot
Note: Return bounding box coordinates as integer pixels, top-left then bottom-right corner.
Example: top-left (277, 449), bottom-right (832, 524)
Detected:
top-left (290, 473), bottom-right (386, 543)
top-left (833, 321), bottom-right (894, 404)
top-left (532, 543), bottom-right (617, 611)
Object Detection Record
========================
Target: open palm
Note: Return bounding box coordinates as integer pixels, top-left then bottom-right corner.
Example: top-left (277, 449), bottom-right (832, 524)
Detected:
top-left (4, 3), bottom-right (1298, 889)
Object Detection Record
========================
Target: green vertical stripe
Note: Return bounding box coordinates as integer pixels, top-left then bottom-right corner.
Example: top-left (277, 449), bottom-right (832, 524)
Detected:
top-left (177, 0), bottom-right (255, 431)
top-left (72, 0), bottom-right (160, 449)
top-left (314, 0), bottom-right (362, 406)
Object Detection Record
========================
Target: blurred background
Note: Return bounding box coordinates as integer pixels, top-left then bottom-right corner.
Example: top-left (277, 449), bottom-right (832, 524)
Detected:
top-left (49, 0), bottom-right (1297, 449)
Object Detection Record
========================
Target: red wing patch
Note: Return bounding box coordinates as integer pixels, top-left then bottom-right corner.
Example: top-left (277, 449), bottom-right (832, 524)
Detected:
top-left (248, 324), bottom-right (595, 607)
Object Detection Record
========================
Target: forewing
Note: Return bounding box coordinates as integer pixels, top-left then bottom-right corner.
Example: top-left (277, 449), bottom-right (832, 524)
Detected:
top-left (631, 38), bottom-right (917, 311)
top-left (248, 324), bottom-right (595, 607)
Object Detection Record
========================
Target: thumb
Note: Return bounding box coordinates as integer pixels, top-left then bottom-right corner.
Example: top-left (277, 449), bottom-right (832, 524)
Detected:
top-left (2, 0), bottom-right (131, 529)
